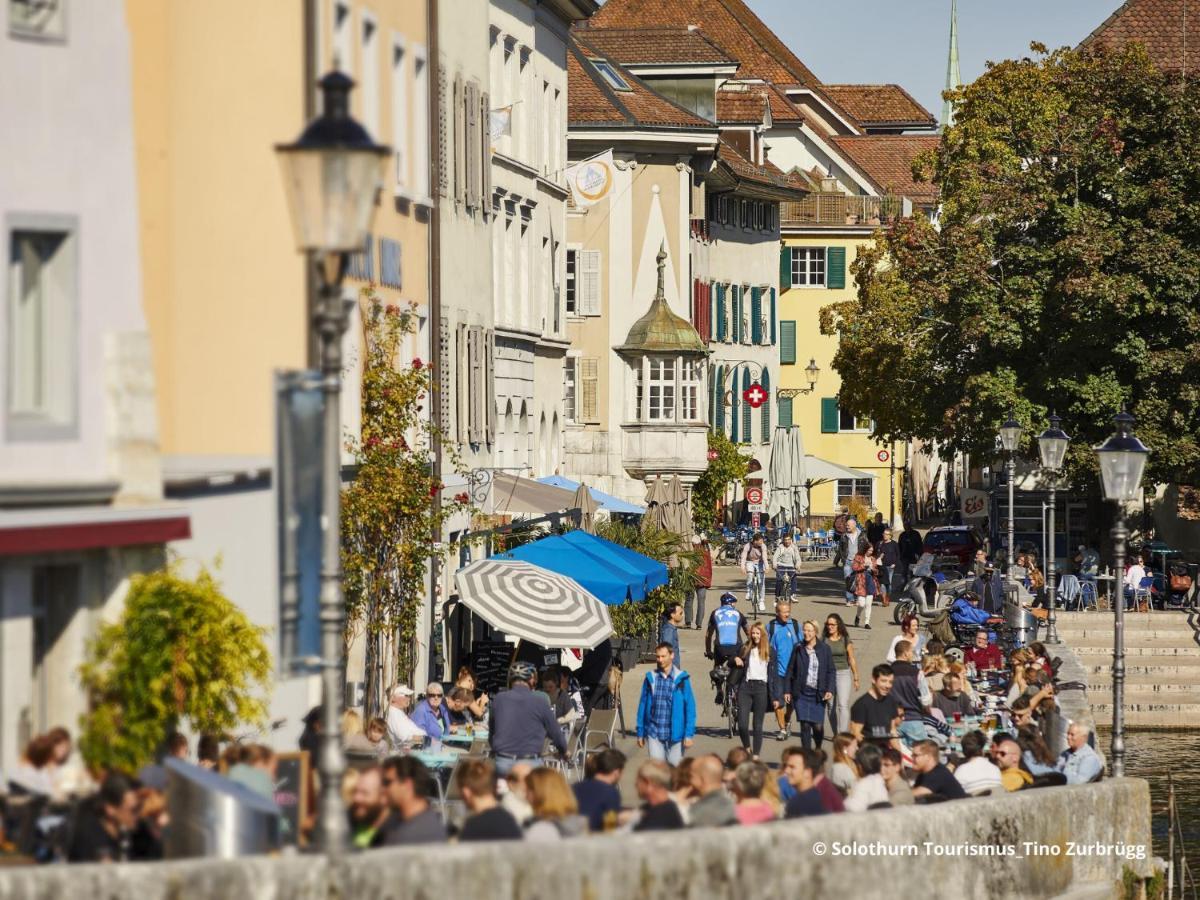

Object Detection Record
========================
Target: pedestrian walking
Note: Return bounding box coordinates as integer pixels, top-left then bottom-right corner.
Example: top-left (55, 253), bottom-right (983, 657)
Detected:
top-left (898, 520), bottom-right (923, 582)
top-left (848, 552), bottom-right (874, 630)
top-left (823, 614), bottom-right (859, 734)
top-left (877, 527), bottom-right (899, 605)
top-left (731, 622), bottom-right (770, 758)
top-left (686, 535), bottom-right (713, 629)
top-left (659, 601), bottom-right (683, 669)
top-left (784, 621), bottom-right (835, 750)
top-left (767, 603), bottom-right (802, 741)
top-left (635, 642), bottom-right (696, 765)
top-left (832, 508), bottom-right (850, 566)
top-left (841, 518), bottom-right (868, 605)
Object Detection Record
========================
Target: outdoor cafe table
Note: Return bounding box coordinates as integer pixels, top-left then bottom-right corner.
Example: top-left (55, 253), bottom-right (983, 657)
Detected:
top-left (440, 729), bottom-right (489, 746)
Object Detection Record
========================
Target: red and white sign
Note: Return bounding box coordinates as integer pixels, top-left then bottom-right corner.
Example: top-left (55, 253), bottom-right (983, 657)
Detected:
top-left (745, 487), bottom-right (763, 505)
top-left (877, 449), bottom-right (891, 463)
top-left (742, 383), bottom-right (767, 409)
top-left (751, 512), bottom-right (761, 528)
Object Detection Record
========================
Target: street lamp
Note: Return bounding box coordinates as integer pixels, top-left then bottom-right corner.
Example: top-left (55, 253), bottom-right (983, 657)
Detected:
top-left (276, 70), bottom-right (389, 853)
top-left (1037, 413), bottom-right (1070, 644)
top-left (998, 411), bottom-right (1022, 593)
top-left (776, 359), bottom-right (821, 401)
top-left (1094, 409), bottom-right (1149, 779)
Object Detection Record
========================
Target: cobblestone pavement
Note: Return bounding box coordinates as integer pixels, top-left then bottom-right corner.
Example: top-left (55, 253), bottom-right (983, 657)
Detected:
top-left (613, 554), bottom-right (903, 795)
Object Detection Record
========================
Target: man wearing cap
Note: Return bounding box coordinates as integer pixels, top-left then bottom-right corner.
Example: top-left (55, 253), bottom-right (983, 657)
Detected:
top-left (387, 684), bottom-right (425, 749)
top-left (489, 662), bottom-right (567, 776)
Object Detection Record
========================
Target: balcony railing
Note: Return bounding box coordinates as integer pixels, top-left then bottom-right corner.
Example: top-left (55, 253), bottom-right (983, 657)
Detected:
top-left (781, 194), bottom-right (909, 228)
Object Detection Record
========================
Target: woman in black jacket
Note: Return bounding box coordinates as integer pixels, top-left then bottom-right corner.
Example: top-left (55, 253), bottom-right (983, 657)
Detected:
top-left (784, 621), bottom-right (836, 750)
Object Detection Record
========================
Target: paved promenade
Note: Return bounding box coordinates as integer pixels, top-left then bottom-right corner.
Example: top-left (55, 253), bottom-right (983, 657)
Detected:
top-left (615, 554), bottom-right (901, 793)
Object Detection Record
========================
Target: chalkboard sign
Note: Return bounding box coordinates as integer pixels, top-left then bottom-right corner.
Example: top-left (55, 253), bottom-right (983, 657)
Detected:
top-left (273, 751), bottom-right (310, 847)
top-left (471, 640), bottom-right (515, 695)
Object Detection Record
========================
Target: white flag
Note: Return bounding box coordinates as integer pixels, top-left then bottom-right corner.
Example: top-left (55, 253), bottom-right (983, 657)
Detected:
top-left (488, 106), bottom-right (512, 140)
top-left (564, 150), bottom-right (615, 208)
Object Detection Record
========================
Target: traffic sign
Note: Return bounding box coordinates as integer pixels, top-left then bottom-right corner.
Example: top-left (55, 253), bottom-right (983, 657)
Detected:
top-left (751, 512), bottom-right (761, 528)
top-left (743, 383), bottom-right (767, 409)
top-left (877, 449), bottom-right (890, 463)
top-left (745, 487), bottom-right (763, 505)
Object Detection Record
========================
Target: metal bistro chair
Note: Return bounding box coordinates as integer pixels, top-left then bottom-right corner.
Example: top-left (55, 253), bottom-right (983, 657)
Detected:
top-left (580, 707), bottom-right (619, 758)
top-left (1077, 579), bottom-right (1098, 612)
top-left (1133, 576), bottom-right (1154, 612)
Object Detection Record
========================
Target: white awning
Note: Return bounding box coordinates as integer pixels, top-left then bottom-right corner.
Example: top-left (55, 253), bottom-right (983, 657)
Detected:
top-left (803, 455), bottom-right (876, 484)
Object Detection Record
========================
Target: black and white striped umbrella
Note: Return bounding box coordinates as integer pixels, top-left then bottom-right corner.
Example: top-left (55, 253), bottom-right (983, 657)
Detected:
top-left (454, 559), bottom-right (613, 649)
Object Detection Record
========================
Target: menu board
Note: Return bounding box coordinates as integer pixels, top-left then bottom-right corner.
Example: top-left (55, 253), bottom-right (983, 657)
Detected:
top-left (273, 751), bottom-right (310, 847)
top-left (471, 640), bottom-right (515, 695)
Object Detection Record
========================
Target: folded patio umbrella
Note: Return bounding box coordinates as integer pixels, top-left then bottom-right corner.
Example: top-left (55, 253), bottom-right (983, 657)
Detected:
top-left (454, 559), bottom-right (612, 649)
top-left (768, 426), bottom-right (794, 522)
top-left (572, 482), bottom-right (600, 534)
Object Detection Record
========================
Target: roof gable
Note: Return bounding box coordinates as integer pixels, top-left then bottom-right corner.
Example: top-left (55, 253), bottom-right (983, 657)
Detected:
top-left (828, 135), bottom-right (941, 203)
top-left (820, 84), bottom-right (937, 129)
top-left (1080, 0), bottom-right (1200, 72)
top-left (570, 25), bottom-right (736, 67)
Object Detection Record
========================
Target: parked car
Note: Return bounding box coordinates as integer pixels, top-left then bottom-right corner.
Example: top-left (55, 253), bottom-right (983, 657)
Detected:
top-left (922, 525), bottom-right (984, 570)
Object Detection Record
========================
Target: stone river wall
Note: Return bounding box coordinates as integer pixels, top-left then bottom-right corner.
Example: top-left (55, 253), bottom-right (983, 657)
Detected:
top-left (0, 779), bottom-right (1154, 900)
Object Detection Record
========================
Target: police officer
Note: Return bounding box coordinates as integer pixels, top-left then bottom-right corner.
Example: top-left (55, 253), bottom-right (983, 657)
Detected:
top-left (705, 592), bottom-right (748, 703)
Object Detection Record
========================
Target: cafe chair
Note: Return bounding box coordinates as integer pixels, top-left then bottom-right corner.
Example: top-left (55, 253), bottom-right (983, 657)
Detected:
top-left (1077, 579), bottom-right (1098, 611)
top-left (1132, 576), bottom-right (1154, 613)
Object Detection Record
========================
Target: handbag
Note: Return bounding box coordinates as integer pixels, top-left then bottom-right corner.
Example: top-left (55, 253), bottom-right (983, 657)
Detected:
top-left (1170, 572), bottom-right (1191, 592)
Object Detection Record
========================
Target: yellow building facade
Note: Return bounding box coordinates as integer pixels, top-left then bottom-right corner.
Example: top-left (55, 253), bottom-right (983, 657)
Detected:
top-left (777, 230), bottom-right (905, 523)
top-left (125, 0), bottom-right (429, 459)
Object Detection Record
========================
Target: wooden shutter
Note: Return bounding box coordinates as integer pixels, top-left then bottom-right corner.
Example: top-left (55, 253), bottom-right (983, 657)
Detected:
top-left (730, 375), bottom-right (739, 443)
top-left (778, 396), bottom-right (793, 428)
top-left (732, 286), bottom-right (741, 343)
top-left (466, 326), bottom-right (479, 443)
top-left (465, 81), bottom-right (479, 210)
top-left (751, 287), bottom-right (762, 344)
top-left (437, 64), bottom-right (449, 197)
top-left (715, 365), bottom-right (725, 432)
top-left (821, 397), bottom-right (840, 433)
top-left (769, 287), bottom-right (776, 344)
top-left (826, 246), bottom-right (846, 289)
top-left (579, 250), bottom-right (601, 315)
top-left (455, 323), bottom-right (468, 441)
top-left (741, 369), bottom-right (751, 443)
top-left (453, 74), bottom-right (466, 205)
top-left (779, 321), bottom-right (797, 365)
top-left (779, 245), bottom-right (792, 290)
top-left (760, 368), bottom-right (771, 443)
top-left (481, 90), bottom-right (491, 218)
top-left (716, 284), bottom-right (726, 341)
top-left (580, 357), bottom-right (598, 421)
top-left (485, 329), bottom-right (496, 445)
top-left (439, 317), bottom-right (453, 439)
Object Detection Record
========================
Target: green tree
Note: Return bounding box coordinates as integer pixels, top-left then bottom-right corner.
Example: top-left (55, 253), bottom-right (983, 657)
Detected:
top-left (596, 519), bottom-right (699, 638)
top-left (78, 564), bottom-right (272, 773)
top-left (341, 295), bottom-right (468, 717)
top-left (822, 43), bottom-right (1200, 484)
top-left (692, 432), bottom-right (749, 533)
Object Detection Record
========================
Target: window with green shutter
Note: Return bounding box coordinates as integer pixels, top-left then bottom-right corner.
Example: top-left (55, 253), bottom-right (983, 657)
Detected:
top-left (760, 368), bottom-right (771, 442)
top-left (769, 287), bottom-right (776, 344)
top-left (821, 397), bottom-right (840, 433)
top-left (716, 284), bottom-right (727, 341)
top-left (779, 321), bottom-right (797, 365)
top-left (779, 245), bottom-right (792, 290)
top-left (732, 285), bottom-right (741, 343)
top-left (730, 374), bottom-right (739, 442)
top-left (751, 287), bottom-right (762, 344)
top-left (778, 396), bottom-right (793, 428)
top-left (826, 246), bottom-right (846, 290)
top-left (715, 365), bottom-right (725, 432)
top-left (741, 369), bottom-right (751, 443)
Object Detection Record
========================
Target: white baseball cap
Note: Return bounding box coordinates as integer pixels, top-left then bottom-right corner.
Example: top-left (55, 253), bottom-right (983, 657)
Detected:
top-left (392, 684), bottom-right (415, 698)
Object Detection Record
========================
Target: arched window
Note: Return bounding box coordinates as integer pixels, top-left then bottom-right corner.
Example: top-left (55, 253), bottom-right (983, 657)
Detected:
top-left (761, 368), bottom-right (771, 442)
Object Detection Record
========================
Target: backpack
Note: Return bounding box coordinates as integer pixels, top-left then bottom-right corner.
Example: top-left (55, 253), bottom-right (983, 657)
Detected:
top-left (767, 618), bottom-right (802, 643)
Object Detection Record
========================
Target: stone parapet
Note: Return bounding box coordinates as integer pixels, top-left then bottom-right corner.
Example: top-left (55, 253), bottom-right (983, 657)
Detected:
top-left (0, 779), bottom-right (1153, 899)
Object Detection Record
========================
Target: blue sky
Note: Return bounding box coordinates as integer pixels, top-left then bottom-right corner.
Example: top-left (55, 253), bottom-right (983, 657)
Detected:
top-left (746, 0), bottom-right (1126, 123)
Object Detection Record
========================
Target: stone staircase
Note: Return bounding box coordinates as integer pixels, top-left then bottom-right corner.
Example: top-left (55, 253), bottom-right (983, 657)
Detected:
top-left (1053, 610), bottom-right (1200, 727)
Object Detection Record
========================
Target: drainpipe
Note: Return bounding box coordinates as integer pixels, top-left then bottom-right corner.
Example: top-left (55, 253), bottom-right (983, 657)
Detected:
top-left (305, 0), bottom-right (320, 367)
top-left (427, 0), bottom-right (443, 685)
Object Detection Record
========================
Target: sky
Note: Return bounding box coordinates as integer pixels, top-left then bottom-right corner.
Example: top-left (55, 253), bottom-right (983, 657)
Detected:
top-left (746, 0), bottom-right (1127, 123)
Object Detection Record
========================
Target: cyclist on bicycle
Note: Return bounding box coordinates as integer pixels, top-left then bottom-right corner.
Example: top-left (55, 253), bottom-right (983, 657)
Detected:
top-left (772, 534), bottom-right (802, 601)
top-left (705, 592), bottom-right (748, 703)
top-left (740, 533), bottom-right (768, 614)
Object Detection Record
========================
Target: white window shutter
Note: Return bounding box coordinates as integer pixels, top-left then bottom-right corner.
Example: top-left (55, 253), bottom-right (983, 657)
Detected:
top-left (579, 250), bottom-right (601, 316)
top-left (486, 329), bottom-right (496, 445)
top-left (455, 323), bottom-right (468, 442)
top-left (580, 357), bottom-right (599, 422)
top-left (481, 89), bottom-right (491, 219)
top-left (439, 317), bottom-right (453, 440)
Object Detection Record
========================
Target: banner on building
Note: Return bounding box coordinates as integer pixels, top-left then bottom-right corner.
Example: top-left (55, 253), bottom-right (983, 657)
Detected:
top-left (488, 105), bottom-right (513, 142)
top-left (564, 150), bottom-right (615, 208)
top-left (961, 488), bottom-right (989, 520)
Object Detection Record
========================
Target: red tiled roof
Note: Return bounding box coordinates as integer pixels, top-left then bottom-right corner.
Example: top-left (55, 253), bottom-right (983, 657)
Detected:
top-left (820, 84), bottom-right (936, 128)
top-left (714, 139), bottom-right (808, 194)
top-left (715, 87), bottom-right (769, 123)
top-left (828, 135), bottom-right (941, 202)
top-left (570, 26), bottom-right (735, 66)
top-left (586, 0), bottom-right (821, 86)
top-left (568, 35), bottom-right (717, 130)
top-left (1079, 0), bottom-right (1200, 72)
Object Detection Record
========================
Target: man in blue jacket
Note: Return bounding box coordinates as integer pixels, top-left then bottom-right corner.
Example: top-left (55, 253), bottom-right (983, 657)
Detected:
top-left (636, 643), bottom-right (697, 765)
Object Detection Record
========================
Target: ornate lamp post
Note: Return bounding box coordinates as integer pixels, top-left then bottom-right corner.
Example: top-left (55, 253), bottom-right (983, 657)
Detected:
top-left (775, 358), bottom-right (820, 401)
top-left (1037, 413), bottom-right (1070, 643)
top-left (998, 412), bottom-right (1023, 593)
top-left (276, 71), bottom-right (389, 852)
top-left (1093, 410), bottom-right (1149, 778)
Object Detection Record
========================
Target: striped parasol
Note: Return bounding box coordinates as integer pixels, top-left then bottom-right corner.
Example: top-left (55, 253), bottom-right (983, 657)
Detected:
top-left (454, 559), bottom-right (613, 649)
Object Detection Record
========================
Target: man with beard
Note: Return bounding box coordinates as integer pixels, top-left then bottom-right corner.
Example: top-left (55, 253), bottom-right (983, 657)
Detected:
top-left (348, 766), bottom-right (390, 849)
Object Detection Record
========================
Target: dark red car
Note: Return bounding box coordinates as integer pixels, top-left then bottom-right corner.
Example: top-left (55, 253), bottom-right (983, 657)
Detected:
top-left (921, 525), bottom-right (984, 570)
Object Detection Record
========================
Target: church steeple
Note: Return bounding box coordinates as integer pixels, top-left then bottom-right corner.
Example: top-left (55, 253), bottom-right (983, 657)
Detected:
top-left (942, 0), bottom-right (961, 131)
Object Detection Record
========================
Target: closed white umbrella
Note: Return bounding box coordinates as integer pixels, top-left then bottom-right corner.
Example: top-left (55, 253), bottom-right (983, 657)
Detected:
top-left (788, 426), bottom-right (809, 520)
top-left (767, 426), bottom-right (793, 522)
top-left (572, 482), bottom-right (600, 534)
top-left (454, 559), bottom-right (612, 649)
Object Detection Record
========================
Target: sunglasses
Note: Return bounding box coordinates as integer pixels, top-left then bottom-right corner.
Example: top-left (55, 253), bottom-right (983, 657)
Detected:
top-left (427, 693), bottom-right (444, 699)
top-left (382, 777), bottom-right (396, 787)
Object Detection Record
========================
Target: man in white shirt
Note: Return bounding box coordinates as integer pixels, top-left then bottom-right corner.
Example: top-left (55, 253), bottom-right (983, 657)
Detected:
top-left (772, 535), bottom-right (802, 601)
top-left (953, 730), bottom-right (1003, 796)
top-left (386, 684), bottom-right (425, 748)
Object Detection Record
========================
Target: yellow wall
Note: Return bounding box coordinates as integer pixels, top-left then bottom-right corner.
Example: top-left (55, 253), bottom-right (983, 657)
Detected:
top-left (126, 0), bottom-right (426, 458)
top-left (777, 232), bottom-right (904, 521)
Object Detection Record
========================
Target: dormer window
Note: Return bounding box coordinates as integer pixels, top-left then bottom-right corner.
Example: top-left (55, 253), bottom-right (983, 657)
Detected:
top-left (590, 59), bottom-right (631, 92)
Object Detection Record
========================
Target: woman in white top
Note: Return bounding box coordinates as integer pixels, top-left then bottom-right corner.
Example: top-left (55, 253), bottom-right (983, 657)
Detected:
top-left (844, 744), bottom-right (891, 812)
top-left (1124, 555), bottom-right (1148, 608)
top-left (885, 614), bottom-right (925, 663)
top-left (732, 622), bottom-right (771, 758)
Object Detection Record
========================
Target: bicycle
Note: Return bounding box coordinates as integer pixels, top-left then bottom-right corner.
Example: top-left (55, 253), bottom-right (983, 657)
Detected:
top-left (774, 567), bottom-right (798, 603)
top-left (710, 660), bottom-right (740, 740)
top-left (746, 565), bottom-right (766, 616)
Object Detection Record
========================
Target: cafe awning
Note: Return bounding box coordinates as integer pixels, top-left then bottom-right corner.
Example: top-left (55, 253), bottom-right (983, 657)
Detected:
top-left (487, 472), bottom-right (577, 516)
top-left (536, 475), bottom-right (645, 515)
top-left (496, 532), bottom-right (668, 605)
top-left (802, 455), bottom-right (877, 485)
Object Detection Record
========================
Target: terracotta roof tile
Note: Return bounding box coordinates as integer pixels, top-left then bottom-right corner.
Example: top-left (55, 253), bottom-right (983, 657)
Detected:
top-left (568, 35), bottom-right (717, 130)
top-left (1079, 0), bottom-right (1200, 72)
top-left (828, 135), bottom-right (941, 202)
top-left (715, 87), bottom-right (769, 123)
top-left (820, 84), bottom-right (936, 128)
top-left (715, 139), bottom-right (808, 194)
top-left (570, 26), bottom-right (735, 66)
top-left (586, 0), bottom-right (821, 86)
